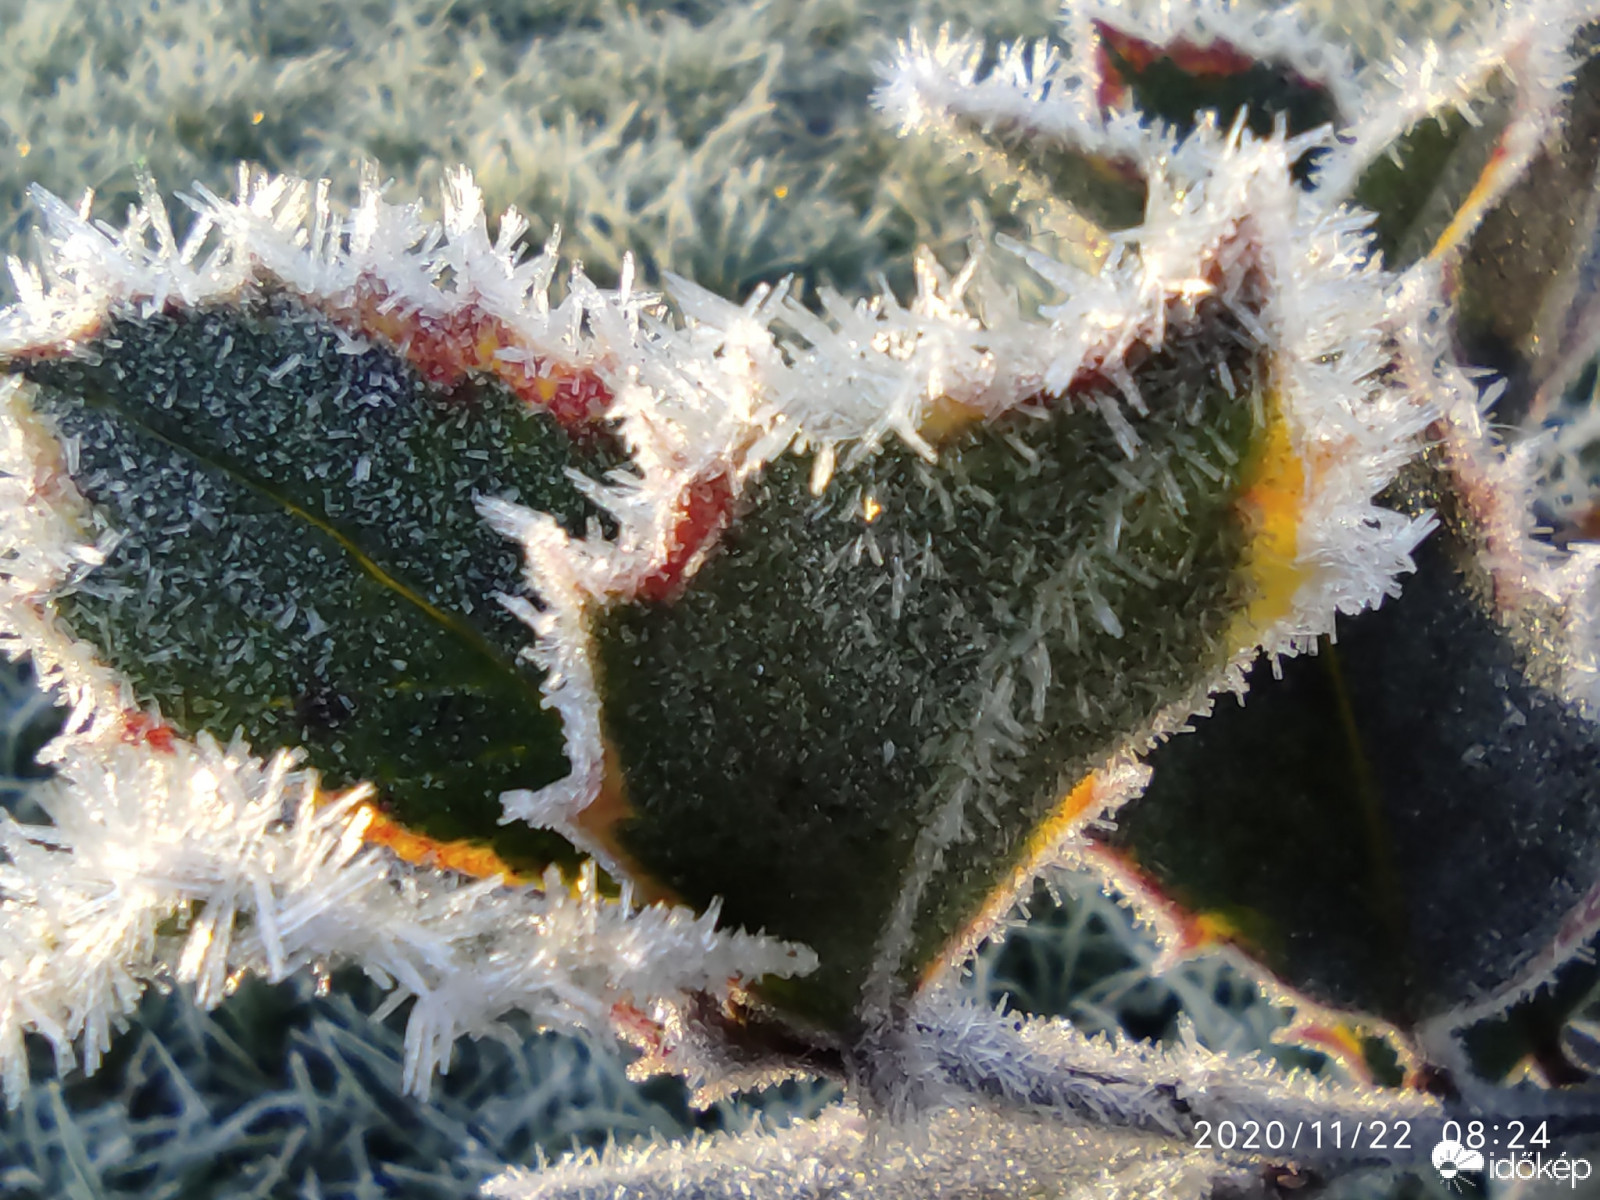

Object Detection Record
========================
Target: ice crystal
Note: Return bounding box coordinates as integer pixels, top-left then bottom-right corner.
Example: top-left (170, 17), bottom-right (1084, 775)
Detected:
top-left (0, 717), bottom-right (812, 1104)
top-left (484, 1101), bottom-right (1241, 1200)
top-left (0, 194), bottom-right (818, 1096)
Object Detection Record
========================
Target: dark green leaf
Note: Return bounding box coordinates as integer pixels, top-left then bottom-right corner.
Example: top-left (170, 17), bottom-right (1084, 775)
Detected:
top-left (16, 292), bottom-right (625, 875)
top-left (1453, 39), bottom-right (1600, 424)
top-left (1107, 451), bottom-right (1600, 1031)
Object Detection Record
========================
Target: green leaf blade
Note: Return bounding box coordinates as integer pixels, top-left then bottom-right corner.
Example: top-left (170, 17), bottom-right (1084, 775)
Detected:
top-left (19, 291), bottom-right (623, 875)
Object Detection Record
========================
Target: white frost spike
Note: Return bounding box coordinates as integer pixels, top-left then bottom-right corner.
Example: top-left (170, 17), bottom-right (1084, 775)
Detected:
top-left (479, 496), bottom-right (616, 878)
top-left (0, 120), bottom-right (1472, 863)
top-left (0, 723), bottom-right (815, 1105)
top-left (0, 364), bottom-right (814, 1106)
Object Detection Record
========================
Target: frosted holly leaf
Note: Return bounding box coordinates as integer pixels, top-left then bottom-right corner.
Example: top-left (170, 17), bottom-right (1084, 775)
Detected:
top-left (595, 282), bottom-right (1278, 1030)
top-left (944, 0), bottom-right (1590, 271)
top-left (16, 291), bottom-right (623, 876)
top-left (1508, 50), bottom-right (1600, 561)
top-left (1458, 23), bottom-right (1600, 526)
top-left (1448, 36), bottom-right (1600, 422)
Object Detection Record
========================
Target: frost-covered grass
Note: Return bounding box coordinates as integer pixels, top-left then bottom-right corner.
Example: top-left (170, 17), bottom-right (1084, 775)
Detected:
top-left (0, 956), bottom-right (842, 1200)
top-left (0, 0), bottom-right (1076, 305)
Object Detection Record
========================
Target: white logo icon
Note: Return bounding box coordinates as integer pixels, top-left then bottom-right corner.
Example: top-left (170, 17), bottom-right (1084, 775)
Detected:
top-left (1433, 1139), bottom-right (1486, 1188)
